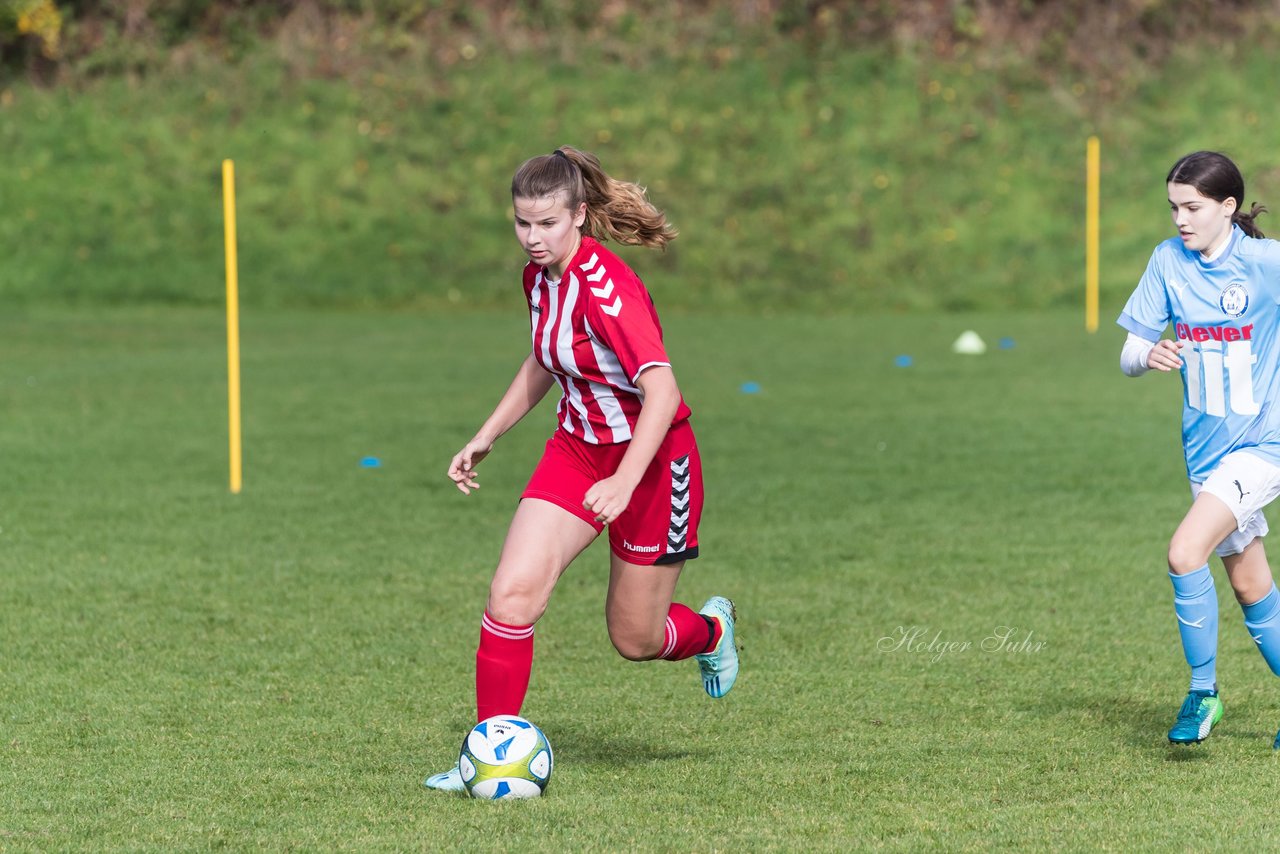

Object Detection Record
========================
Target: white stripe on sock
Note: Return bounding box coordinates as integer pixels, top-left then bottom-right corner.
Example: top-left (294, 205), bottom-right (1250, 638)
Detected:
top-left (482, 614), bottom-right (535, 640)
top-left (659, 616), bottom-right (677, 659)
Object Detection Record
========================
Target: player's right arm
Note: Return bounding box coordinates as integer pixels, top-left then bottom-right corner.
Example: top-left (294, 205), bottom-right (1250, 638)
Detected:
top-left (1118, 247), bottom-right (1175, 376)
top-left (448, 353), bottom-right (556, 494)
top-left (1143, 338), bottom-right (1185, 372)
top-left (1121, 332), bottom-right (1184, 376)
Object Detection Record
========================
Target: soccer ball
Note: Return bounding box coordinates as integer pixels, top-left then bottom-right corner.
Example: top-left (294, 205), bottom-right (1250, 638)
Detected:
top-left (459, 715), bottom-right (553, 800)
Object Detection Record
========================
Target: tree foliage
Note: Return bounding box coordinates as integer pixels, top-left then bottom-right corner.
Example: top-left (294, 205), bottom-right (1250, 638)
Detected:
top-left (0, 0), bottom-right (63, 75)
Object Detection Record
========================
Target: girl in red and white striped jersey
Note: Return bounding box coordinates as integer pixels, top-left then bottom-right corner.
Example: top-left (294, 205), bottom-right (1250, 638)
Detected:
top-left (425, 147), bottom-right (738, 793)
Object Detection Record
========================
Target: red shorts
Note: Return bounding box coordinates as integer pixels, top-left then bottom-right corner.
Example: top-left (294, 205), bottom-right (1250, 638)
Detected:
top-left (522, 420), bottom-right (702, 566)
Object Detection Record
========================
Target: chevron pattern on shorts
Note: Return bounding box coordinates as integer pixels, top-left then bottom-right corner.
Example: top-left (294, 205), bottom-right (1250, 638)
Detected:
top-left (668, 454), bottom-right (691, 553)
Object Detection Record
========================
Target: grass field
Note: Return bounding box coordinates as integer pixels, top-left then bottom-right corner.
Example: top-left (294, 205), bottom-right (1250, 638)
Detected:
top-left (5, 305), bottom-right (1280, 850)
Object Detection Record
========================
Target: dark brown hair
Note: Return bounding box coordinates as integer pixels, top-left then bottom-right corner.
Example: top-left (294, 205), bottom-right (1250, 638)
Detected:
top-left (510, 147), bottom-right (677, 249)
top-left (1167, 150), bottom-right (1267, 238)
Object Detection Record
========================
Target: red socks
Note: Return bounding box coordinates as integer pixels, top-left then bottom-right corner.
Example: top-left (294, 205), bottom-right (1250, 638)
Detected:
top-left (475, 604), bottom-right (720, 720)
top-left (659, 603), bottom-right (722, 660)
top-left (475, 612), bottom-right (535, 722)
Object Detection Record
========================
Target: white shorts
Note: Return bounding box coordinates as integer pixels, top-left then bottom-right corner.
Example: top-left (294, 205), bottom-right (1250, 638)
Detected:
top-left (1192, 450), bottom-right (1280, 556)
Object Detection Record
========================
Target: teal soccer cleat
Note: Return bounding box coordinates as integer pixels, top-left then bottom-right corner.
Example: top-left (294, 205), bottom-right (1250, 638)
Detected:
top-left (694, 596), bottom-right (738, 699)
top-left (1168, 689), bottom-right (1223, 744)
top-left (423, 765), bottom-right (465, 793)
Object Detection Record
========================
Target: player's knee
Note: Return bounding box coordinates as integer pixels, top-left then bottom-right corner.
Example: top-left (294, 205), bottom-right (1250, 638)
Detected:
top-left (1167, 539), bottom-right (1210, 576)
top-left (1231, 581), bottom-right (1270, 605)
top-left (487, 579), bottom-right (548, 626)
top-left (1227, 564), bottom-right (1271, 605)
top-left (608, 628), bottom-right (662, 661)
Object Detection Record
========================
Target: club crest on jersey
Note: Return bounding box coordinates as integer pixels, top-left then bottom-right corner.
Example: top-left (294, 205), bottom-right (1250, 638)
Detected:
top-left (1220, 282), bottom-right (1249, 318)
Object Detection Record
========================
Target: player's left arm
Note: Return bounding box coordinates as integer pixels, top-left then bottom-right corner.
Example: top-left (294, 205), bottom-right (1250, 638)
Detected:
top-left (582, 366), bottom-right (681, 525)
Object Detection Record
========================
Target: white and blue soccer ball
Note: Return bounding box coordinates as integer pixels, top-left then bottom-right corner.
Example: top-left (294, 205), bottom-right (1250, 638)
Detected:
top-left (459, 715), bottom-right (553, 800)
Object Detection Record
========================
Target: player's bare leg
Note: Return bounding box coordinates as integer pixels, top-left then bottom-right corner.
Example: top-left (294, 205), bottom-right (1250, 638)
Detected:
top-left (604, 556), bottom-right (683, 660)
top-left (427, 499), bottom-right (596, 793)
top-left (605, 554), bottom-right (737, 697)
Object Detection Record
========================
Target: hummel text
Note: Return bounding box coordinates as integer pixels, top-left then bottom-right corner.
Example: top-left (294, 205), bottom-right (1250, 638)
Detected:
top-left (624, 540), bottom-right (661, 554)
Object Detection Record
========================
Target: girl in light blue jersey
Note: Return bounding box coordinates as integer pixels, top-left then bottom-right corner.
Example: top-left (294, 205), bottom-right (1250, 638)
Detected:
top-left (1119, 150), bottom-right (1280, 748)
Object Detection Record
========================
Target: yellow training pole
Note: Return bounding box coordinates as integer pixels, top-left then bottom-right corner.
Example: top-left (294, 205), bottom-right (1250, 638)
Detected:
top-left (222, 159), bottom-right (243, 493)
top-left (1085, 135), bottom-right (1100, 333)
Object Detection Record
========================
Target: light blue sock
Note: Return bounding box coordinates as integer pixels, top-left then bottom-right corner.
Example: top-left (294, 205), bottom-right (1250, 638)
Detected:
top-left (1242, 583), bottom-right (1280, 676)
top-left (1170, 565), bottom-right (1218, 692)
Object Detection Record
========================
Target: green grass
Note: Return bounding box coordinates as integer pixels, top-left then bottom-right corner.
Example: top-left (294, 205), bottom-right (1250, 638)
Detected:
top-left (5, 28), bottom-right (1280, 313)
top-left (4, 305), bottom-right (1280, 851)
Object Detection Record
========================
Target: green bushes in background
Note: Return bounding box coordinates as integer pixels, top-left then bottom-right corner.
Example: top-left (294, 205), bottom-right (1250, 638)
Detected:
top-left (2, 2), bottom-right (1278, 311)
top-left (3, 1), bottom-right (1268, 83)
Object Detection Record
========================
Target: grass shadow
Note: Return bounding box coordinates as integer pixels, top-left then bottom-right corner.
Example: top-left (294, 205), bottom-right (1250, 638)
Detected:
top-left (539, 719), bottom-right (700, 767)
top-left (1016, 685), bottom-right (1259, 756)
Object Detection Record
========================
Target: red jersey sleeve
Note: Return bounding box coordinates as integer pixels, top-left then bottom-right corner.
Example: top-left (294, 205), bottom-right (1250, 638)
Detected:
top-left (580, 253), bottom-right (671, 383)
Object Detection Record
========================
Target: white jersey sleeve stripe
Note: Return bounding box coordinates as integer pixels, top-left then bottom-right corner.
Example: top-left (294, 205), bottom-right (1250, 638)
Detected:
top-left (630, 360), bottom-right (672, 384)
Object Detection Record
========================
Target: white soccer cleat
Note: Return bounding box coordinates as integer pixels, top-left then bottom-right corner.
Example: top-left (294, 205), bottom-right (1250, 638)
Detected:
top-left (694, 596), bottom-right (738, 699)
top-left (423, 765), bottom-right (465, 793)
